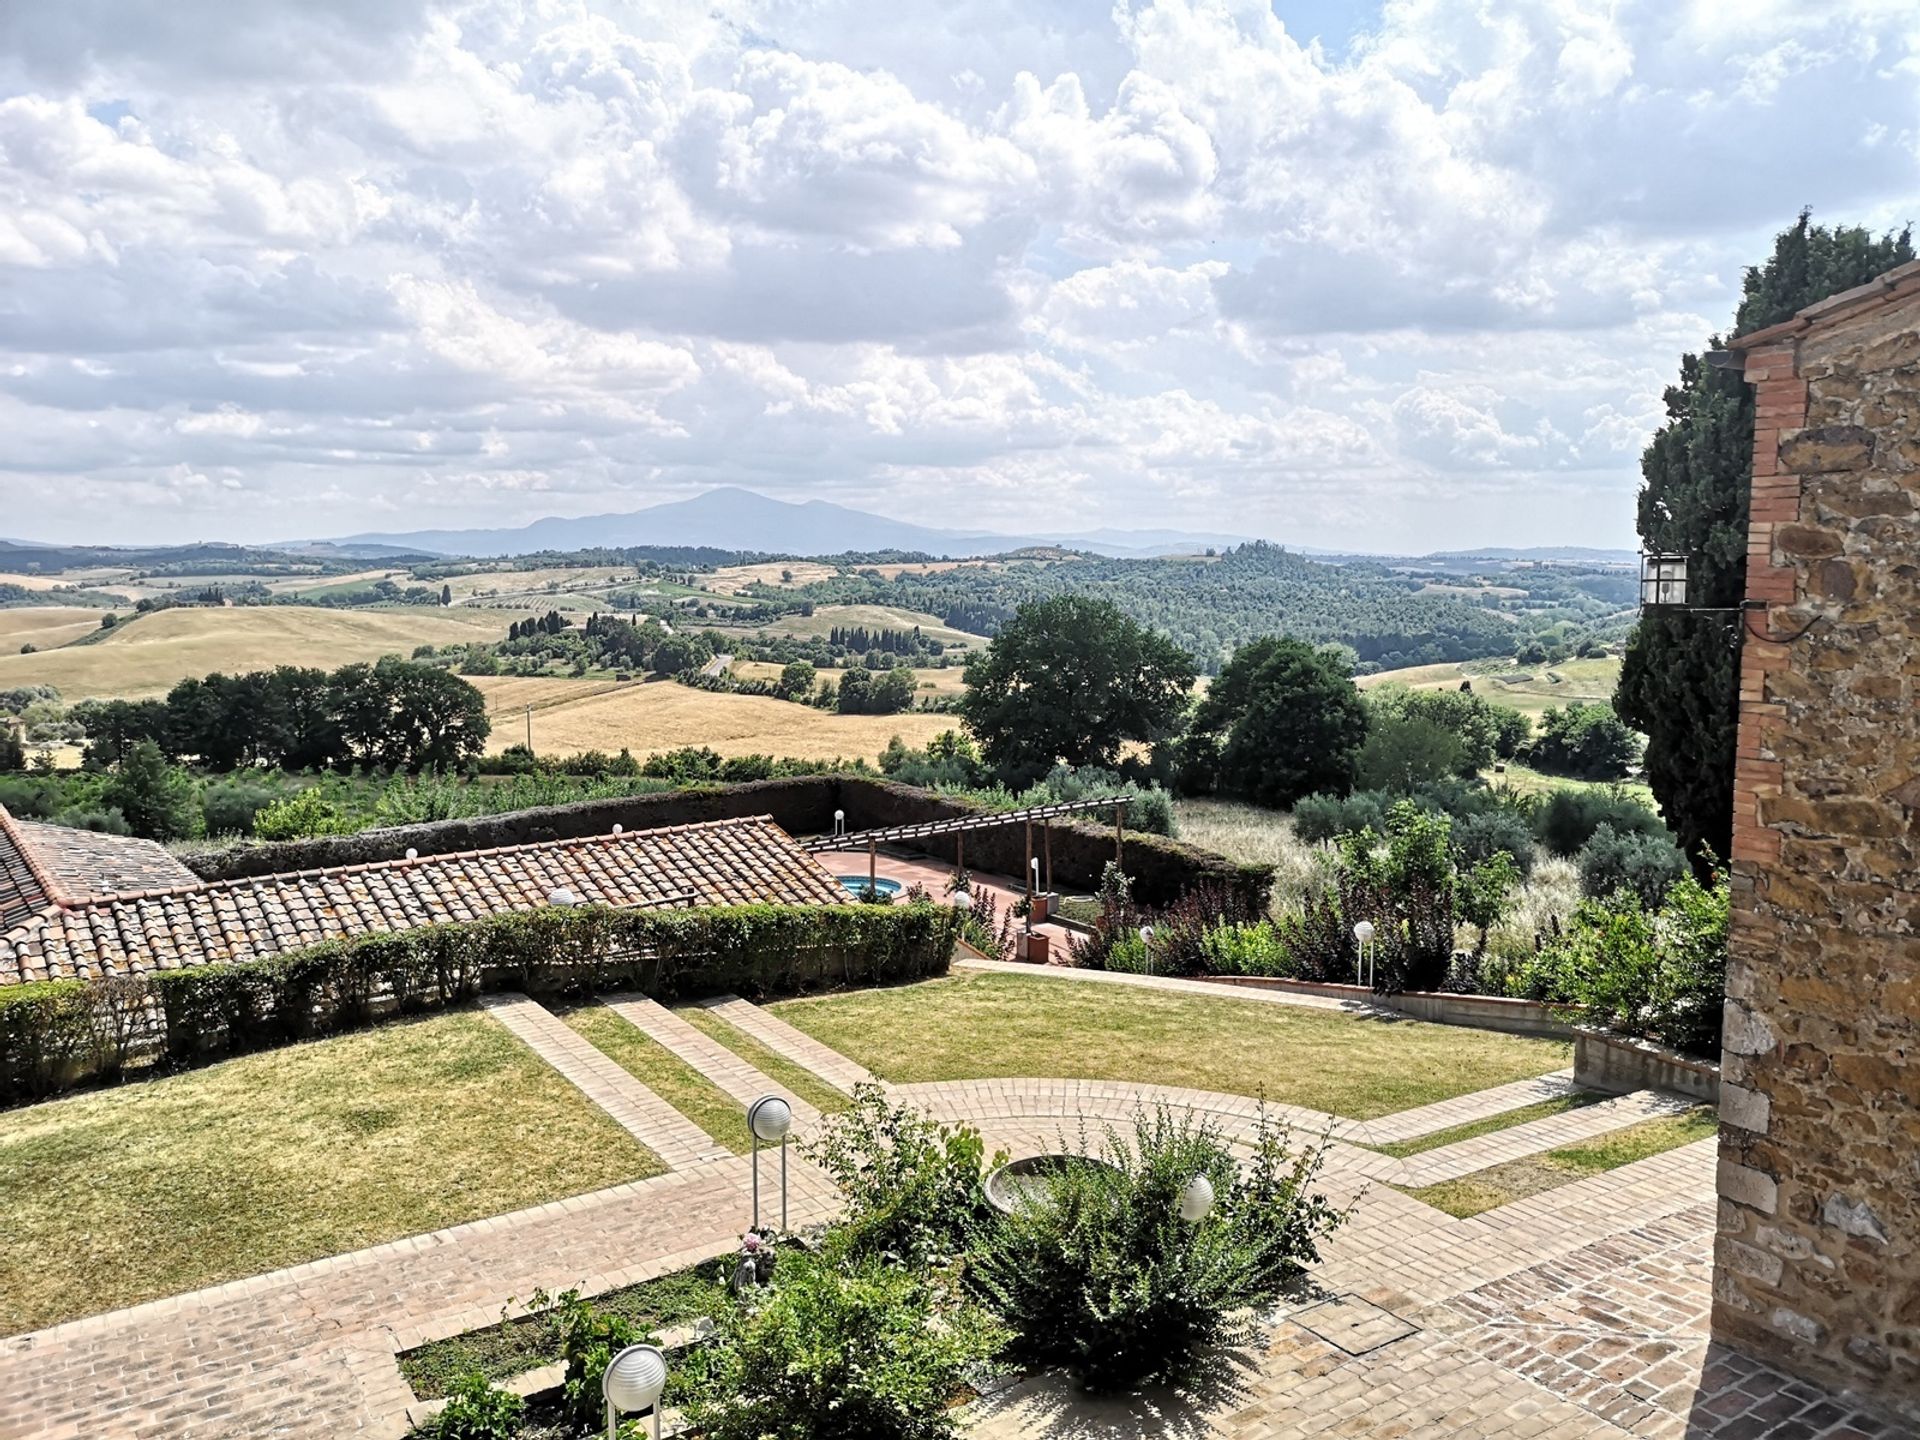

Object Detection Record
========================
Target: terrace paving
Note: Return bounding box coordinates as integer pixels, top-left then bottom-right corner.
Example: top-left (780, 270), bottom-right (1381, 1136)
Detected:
top-left (0, 970), bottom-right (1893, 1440)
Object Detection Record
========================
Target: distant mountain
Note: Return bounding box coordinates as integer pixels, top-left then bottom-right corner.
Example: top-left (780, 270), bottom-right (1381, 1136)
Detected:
top-left (1420, 546), bottom-right (1638, 566)
top-left (317, 487), bottom-right (1267, 560)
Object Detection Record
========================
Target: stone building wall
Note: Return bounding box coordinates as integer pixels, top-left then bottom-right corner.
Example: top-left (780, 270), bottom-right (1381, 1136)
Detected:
top-left (1716, 264), bottom-right (1920, 1419)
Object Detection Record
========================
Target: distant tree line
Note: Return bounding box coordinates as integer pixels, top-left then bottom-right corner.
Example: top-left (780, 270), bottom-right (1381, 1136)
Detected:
top-left (73, 659), bottom-right (490, 774)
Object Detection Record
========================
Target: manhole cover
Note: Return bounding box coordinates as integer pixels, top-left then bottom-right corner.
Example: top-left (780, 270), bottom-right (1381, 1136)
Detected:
top-left (1292, 1295), bottom-right (1419, 1355)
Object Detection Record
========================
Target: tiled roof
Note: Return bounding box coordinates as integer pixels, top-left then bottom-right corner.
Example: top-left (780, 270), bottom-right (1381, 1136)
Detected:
top-left (0, 815), bottom-right (846, 987)
top-left (0, 807), bottom-right (200, 930)
top-left (1728, 259), bottom-right (1920, 349)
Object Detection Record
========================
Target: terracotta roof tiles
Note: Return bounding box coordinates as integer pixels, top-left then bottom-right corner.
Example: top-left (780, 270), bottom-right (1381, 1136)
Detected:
top-left (0, 814), bottom-right (847, 987)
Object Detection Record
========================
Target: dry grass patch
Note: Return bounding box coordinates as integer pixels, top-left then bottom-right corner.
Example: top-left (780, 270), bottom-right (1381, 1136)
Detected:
top-left (0, 606), bottom-right (106, 650)
top-left (701, 561), bottom-right (840, 594)
top-left (770, 973), bottom-right (1570, 1120)
top-left (477, 676), bottom-right (951, 762)
top-left (1401, 1105), bottom-right (1718, 1218)
top-left (1171, 798), bottom-right (1330, 913)
top-left (0, 604), bottom-right (528, 700)
top-left (739, 604), bottom-right (989, 648)
top-left (0, 1011), bottom-right (660, 1336)
top-left (562, 1005), bottom-right (750, 1153)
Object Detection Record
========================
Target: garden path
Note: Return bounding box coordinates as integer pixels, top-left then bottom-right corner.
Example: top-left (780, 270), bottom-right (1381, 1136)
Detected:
top-left (0, 977), bottom-right (1893, 1440)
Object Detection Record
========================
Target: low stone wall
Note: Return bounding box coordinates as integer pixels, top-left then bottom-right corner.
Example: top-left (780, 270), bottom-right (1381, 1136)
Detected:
top-left (180, 775), bottom-right (1273, 911)
top-left (1198, 975), bottom-right (1573, 1038)
top-left (1575, 1027), bottom-right (1720, 1103)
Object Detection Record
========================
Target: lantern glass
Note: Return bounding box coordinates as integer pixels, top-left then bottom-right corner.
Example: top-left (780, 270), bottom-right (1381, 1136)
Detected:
top-left (1639, 553), bottom-right (1689, 609)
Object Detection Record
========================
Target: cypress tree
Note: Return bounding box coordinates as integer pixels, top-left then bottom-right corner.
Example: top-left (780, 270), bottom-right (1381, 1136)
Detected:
top-left (1616, 212), bottom-right (1912, 863)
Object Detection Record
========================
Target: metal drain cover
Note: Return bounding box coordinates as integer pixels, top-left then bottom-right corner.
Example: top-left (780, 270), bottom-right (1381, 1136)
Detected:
top-left (1292, 1295), bottom-right (1420, 1355)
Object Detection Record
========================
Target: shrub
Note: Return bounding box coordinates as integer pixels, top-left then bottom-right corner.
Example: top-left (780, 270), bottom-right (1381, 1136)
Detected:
top-left (802, 1084), bottom-right (1001, 1270)
top-left (253, 786), bottom-right (349, 841)
top-left (548, 1288), bottom-right (655, 1431)
top-left (1503, 870), bottom-right (1729, 1056)
top-left (201, 779), bottom-right (280, 838)
top-left (686, 1253), bottom-right (1004, 1440)
top-left (1289, 789), bottom-right (1389, 844)
top-left (415, 1373), bottom-right (523, 1440)
top-left (1453, 809), bottom-right (1535, 878)
top-left (1577, 824), bottom-right (1690, 908)
top-left (1527, 702), bottom-right (1638, 780)
top-left (50, 806), bottom-right (130, 835)
top-left (101, 740), bottom-right (202, 842)
top-left (1199, 919), bottom-right (1293, 978)
top-left (969, 1105), bottom-right (1342, 1391)
top-left (1533, 787), bottom-right (1667, 857)
top-left (1271, 891), bottom-right (1351, 983)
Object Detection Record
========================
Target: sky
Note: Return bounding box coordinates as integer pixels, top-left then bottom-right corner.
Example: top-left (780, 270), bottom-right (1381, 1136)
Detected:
top-left (1, 1), bottom-right (1916, 554)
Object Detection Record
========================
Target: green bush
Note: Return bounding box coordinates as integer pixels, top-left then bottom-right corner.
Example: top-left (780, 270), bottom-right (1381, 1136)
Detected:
top-left (1533, 787), bottom-right (1667, 857)
top-left (253, 786), bottom-right (349, 840)
top-left (1453, 808), bottom-right (1535, 877)
top-left (1503, 870), bottom-right (1728, 1056)
top-left (200, 779), bottom-right (281, 837)
top-left (686, 1252), bottom-right (1004, 1440)
top-left (969, 1105), bottom-right (1342, 1391)
top-left (1289, 789), bottom-right (1383, 844)
top-left (802, 1084), bottom-right (1001, 1270)
top-left (1577, 824), bottom-right (1689, 908)
top-left (1199, 919), bottom-right (1294, 977)
top-left (416, 1373), bottom-right (523, 1440)
top-left (1528, 702), bottom-right (1638, 780)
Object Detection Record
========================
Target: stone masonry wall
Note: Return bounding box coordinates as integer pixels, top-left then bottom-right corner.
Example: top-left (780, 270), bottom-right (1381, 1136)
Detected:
top-left (1715, 278), bottom-right (1920, 1420)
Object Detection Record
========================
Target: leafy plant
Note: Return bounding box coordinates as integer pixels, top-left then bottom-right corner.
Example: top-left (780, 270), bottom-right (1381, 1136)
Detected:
top-left (415, 1373), bottom-right (523, 1440)
top-left (802, 1084), bottom-right (1002, 1270)
top-left (1577, 824), bottom-right (1689, 908)
top-left (685, 1253), bottom-right (1005, 1440)
top-left (969, 1105), bottom-right (1342, 1391)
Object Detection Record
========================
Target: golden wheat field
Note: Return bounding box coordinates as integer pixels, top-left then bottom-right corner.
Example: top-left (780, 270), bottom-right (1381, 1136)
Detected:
top-left (0, 607), bottom-right (109, 652)
top-left (724, 604), bottom-right (988, 649)
top-left (470, 676), bottom-right (952, 762)
top-left (0, 605), bottom-right (530, 700)
top-left (701, 561), bottom-right (840, 594)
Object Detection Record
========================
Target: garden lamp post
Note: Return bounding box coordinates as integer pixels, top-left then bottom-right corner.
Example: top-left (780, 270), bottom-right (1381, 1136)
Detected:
top-left (1352, 920), bottom-right (1375, 989)
top-left (549, 886), bottom-right (581, 908)
top-left (603, 1342), bottom-right (669, 1440)
top-left (833, 808), bottom-right (846, 838)
top-left (1178, 1174), bottom-right (1215, 1223)
top-left (1139, 925), bottom-right (1154, 977)
top-left (747, 1094), bottom-right (793, 1233)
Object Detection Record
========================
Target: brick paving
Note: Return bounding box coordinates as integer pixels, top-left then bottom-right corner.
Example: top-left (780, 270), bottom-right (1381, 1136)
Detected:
top-left (0, 983), bottom-right (1899, 1440)
top-left (1389, 1088), bottom-right (1693, 1187)
top-left (597, 991), bottom-right (823, 1129)
top-left (694, 993), bottom-right (878, 1094)
top-left (477, 992), bottom-right (726, 1169)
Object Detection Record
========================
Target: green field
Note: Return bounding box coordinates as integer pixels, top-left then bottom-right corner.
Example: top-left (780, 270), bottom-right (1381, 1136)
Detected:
top-left (1362, 655), bottom-right (1623, 722)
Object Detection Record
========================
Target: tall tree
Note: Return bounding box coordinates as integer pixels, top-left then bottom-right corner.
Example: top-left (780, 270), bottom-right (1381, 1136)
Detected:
top-left (1617, 212), bottom-right (1912, 862)
top-left (959, 596), bottom-right (1195, 784)
top-left (1177, 636), bottom-right (1368, 808)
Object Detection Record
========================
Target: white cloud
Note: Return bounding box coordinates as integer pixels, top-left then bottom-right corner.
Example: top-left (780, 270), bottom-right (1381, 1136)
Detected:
top-left (0, 0), bottom-right (1915, 550)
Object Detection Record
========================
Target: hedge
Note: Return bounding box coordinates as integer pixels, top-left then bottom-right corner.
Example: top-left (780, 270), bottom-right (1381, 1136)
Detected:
top-left (178, 776), bottom-right (1274, 913)
top-left (0, 901), bottom-right (960, 1104)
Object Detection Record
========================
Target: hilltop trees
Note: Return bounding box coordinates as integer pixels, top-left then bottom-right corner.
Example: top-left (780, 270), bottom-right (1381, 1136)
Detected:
top-left (960, 597), bottom-right (1195, 784)
top-left (1617, 212), bottom-right (1913, 862)
top-left (1174, 637), bottom-right (1369, 807)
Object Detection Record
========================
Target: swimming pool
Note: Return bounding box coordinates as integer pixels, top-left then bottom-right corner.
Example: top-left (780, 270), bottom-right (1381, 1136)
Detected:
top-left (836, 875), bottom-right (902, 899)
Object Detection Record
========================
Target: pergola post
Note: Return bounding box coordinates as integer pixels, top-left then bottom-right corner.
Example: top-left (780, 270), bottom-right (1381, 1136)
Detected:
top-left (1043, 821), bottom-right (1052, 896)
top-left (1024, 820), bottom-right (1034, 932)
top-left (1114, 801), bottom-right (1124, 868)
top-left (868, 838), bottom-right (876, 892)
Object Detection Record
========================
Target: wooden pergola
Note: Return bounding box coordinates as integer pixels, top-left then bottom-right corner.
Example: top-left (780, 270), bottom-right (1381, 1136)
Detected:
top-left (804, 795), bottom-right (1131, 902)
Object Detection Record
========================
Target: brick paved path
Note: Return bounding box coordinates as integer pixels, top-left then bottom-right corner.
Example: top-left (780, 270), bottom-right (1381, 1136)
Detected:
top-left (0, 981), bottom-right (1897, 1440)
top-left (694, 994), bottom-right (878, 1093)
top-left (597, 992), bottom-right (823, 1127)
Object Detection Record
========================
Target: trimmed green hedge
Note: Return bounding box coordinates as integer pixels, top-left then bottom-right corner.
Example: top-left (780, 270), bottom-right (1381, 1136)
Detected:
top-left (0, 902), bottom-right (959, 1104)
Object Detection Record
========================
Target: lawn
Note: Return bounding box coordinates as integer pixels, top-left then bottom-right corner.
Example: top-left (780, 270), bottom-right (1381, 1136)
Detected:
top-left (1402, 1105), bottom-right (1718, 1217)
top-left (768, 973), bottom-right (1570, 1121)
top-left (676, 1006), bottom-right (853, 1116)
top-left (562, 1005), bottom-right (751, 1153)
top-left (0, 1011), bottom-right (661, 1336)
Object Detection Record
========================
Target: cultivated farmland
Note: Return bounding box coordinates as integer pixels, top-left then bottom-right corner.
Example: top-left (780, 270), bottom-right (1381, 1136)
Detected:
top-left (470, 675), bottom-right (952, 762)
top-left (0, 605), bottom-right (529, 699)
top-left (0, 607), bottom-right (110, 652)
top-left (1361, 654), bottom-right (1622, 721)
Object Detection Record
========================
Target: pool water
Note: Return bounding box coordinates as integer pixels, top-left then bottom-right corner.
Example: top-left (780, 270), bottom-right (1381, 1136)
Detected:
top-left (836, 875), bottom-right (903, 898)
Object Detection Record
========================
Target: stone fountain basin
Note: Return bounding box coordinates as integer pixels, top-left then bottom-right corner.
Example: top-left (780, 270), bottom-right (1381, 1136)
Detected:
top-left (984, 1153), bottom-right (1124, 1215)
